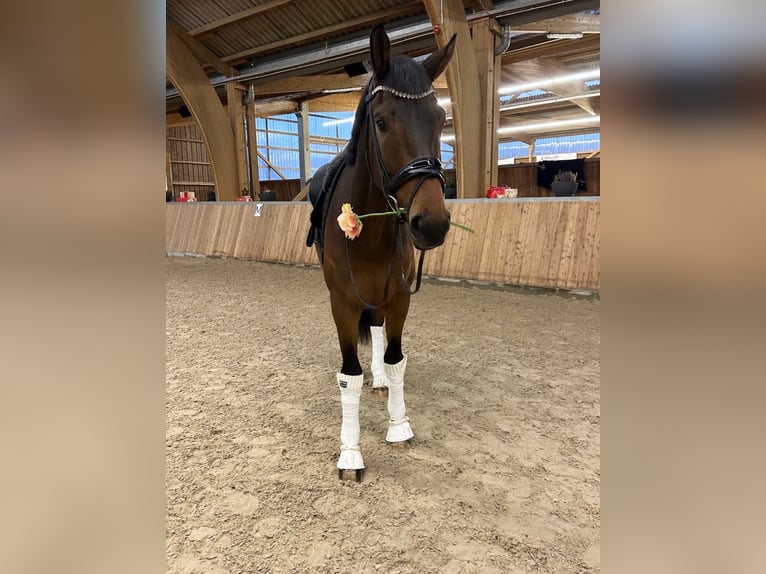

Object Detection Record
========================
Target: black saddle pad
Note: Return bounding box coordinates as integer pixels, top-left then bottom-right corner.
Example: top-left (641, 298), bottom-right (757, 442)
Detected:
top-left (306, 152), bottom-right (346, 248)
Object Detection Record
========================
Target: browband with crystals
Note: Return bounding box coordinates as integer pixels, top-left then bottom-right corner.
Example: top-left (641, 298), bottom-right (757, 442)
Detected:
top-left (366, 85), bottom-right (435, 101)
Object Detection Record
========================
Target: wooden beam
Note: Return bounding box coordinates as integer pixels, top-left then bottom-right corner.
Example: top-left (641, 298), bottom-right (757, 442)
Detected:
top-left (585, 148), bottom-right (600, 158)
top-left (251, 99), bottom-right (299, 117)
top-left (299, 92), bottom-right (361, 112)
top-left (424, 0), bottom-right (483, 198)
top-left (226, 83), bottom-right (249, 197)
top-left (189, 0), bottom-right (294, 37)
top-left (511, 13), bottom-right (600, 34)
top-left (296, 101), bottom-right (311, 188)
top-left (502, 34), bottom-right (600, 65)
top-left (253, 74), bottom-right (369, 96)
top-left (488, 18), bottom-right (504, 38)
top-left (251, 72), bottom-right (445, 100)
top-left (292, 182), bottom-right (311, 202)
top-left (309, 134), bottom-right (347, 146)
top-left (170, 160), bottom-right (211, 166)
top-left (167, 22), bottom-right (238, 77)
top-left (166, 25), bottom-right (240, 201)
top-left (498, 131), bottom-right (534, 146)
top-left (472, 17), bottom-right (500, 190)
top-left (223, 2), bottom-right (423, 63)
top-left (166, 149), bottom-right (174, 196)
top-left (257, 151), bottom-right (287, 180)
top-left (468, 0), bottom-right (494, 12)
top-left (245, 94), bottom-right (261, 197)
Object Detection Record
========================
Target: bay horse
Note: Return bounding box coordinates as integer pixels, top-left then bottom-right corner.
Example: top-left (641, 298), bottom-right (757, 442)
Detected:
top-left (309, 24), bottom-right (456, 481)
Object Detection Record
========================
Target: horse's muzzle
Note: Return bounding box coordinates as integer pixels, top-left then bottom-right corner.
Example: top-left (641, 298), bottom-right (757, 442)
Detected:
top-left (409, 209), bottom-right (451, 250)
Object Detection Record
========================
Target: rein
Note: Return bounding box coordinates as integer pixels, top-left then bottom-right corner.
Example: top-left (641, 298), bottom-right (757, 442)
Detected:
top-left (344, 82), bottom-right (443, 309)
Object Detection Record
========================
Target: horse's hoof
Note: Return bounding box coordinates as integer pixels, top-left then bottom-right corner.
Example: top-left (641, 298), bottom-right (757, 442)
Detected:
top-left (387, 438), bottom-right (413, 449)
top-left (338, 468), bottom-right (365, 482)
top-left (371, 386), bottom-right (388, 398)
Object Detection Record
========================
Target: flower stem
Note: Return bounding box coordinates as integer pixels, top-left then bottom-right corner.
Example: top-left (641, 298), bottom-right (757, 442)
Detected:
top-left (355, 207), bottom-right (474, 233)
top-left (450, 221), bottom-right (475, 233)
top-left (357, 209), bottom-right (405, 220)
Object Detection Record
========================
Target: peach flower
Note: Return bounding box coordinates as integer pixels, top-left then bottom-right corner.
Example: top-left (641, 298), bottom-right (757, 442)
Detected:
top-left (337, 203), bottom-right (363, 239)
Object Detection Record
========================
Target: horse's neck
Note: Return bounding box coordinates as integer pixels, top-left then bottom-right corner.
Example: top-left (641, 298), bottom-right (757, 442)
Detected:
top-left (347, 160), bottom-right (399, 246)
top-left (351, 130), bottom-right (393, 210)
top-left (350, 165), bottom-right (385, 211)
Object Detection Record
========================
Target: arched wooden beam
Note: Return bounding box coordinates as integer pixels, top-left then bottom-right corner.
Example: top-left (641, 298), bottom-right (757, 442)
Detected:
top-left (166, 25), bottom-right (240, 201)
top-left (423, 0), bottom-right (484, 198)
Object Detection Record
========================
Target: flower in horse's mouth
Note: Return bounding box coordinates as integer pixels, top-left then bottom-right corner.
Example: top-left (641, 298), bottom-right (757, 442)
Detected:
top-left (337, 203), bottom-right (363, 239)
top-left (337, 203), bottom-right (475, 240)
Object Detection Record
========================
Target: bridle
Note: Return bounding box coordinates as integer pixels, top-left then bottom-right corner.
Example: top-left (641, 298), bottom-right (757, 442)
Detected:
top-left (345, 80), bottom-right (446, 310)
top-left (364, 83), bottom-right (445, 220)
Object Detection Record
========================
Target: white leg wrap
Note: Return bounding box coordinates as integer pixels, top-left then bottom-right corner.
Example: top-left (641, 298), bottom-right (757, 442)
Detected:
top-left (370, 326), bottom-right (388, 389)
top-left (336, 373), bottom-right (365, 470)
top-left (384, 356), bottom-right (414, 443)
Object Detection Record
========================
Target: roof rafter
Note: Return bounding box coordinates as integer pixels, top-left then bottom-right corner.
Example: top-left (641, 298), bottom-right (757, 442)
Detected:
top-left (251, 71), bottom-right (448, 96)
top-left (167, 22), bottom-right (238, 77)
top-left (189, 0), bottom-right (294, 38)
top-left (511, 12), bottom-right (600, 34)
top-left (222, 1), bottom-right (424, 64)
top-left (502, 34), bottom-right (600, 65)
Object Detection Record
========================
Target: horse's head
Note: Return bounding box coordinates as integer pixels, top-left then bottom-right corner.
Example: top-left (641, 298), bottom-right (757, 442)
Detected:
top-left (363, 24), bottom-right (457, 250)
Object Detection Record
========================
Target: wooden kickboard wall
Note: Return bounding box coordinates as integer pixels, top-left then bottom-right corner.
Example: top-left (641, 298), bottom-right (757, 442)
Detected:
top-left (166, 199), bottom-right (600, 291)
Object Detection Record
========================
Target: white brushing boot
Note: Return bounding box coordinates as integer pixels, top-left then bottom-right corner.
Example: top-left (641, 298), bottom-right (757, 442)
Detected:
top-left (384, 356), bottom-right (414, 444)
top-left (336, 373), bottom-right (365, 478)
top-left (370, 326), bottom-right (389, 395)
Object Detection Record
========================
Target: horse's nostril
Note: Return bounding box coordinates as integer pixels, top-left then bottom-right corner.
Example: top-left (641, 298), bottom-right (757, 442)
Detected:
top-left (410, 214), bottom-right (422, 233)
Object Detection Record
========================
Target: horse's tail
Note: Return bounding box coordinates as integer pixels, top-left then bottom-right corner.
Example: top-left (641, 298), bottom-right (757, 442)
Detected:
top-left (358, 309), bottom-right (372, 345)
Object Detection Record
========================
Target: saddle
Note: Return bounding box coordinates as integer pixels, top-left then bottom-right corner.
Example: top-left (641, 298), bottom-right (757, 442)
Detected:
top-left (306, 151), bottom-right (347, 249)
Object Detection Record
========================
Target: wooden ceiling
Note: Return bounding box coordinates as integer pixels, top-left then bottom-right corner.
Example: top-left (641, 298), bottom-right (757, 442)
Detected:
top-left (166, 0), bottom-right (600, 142)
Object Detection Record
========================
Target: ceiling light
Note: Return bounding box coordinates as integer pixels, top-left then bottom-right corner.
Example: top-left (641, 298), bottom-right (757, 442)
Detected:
top-left (546, 32), bottom-right (584, 39)
top-left (321, 86), bottom-right (365, 95)
top-left (498, 69), bottom-right (600, 95)
top-left (321, 116), bottom-right (355, 127)
top-left (498, 115), bottom-right (600, 134)
top-left (499, 91), bottom-right (600, 112)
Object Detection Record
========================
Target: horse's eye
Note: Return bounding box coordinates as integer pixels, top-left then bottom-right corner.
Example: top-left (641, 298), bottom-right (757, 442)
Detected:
top-left (375, 117), bottom-right (387, 132)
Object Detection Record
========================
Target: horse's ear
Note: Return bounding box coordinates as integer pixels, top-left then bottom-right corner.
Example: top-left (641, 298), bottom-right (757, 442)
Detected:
top-left (370, 23), bottom-right (390, 81)
top-left (422, 34), bottom-right (457, 81)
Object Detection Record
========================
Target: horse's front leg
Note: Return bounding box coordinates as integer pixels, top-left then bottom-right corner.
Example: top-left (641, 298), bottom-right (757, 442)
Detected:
top-left (330, 294), bottom-right (365, 481)
top-left (370, 309), bottom-right (388, 396)
top-left (384, 292), bottom-right (414, 445)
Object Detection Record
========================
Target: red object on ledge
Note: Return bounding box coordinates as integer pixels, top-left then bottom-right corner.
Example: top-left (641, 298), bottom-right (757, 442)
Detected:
top-left (236, 197), bottom-right (253, 202)
top-left (177, 191), bottom-right (197, 202)
top-left (486, 186), bottom-right (506, 198)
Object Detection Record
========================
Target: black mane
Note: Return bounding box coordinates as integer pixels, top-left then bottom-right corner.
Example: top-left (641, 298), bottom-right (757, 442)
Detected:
top-left (345, 56), bottom-right (433, 166)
